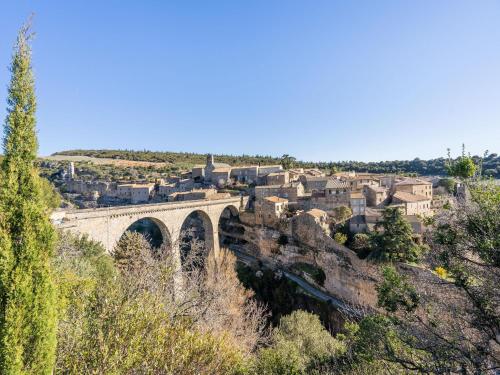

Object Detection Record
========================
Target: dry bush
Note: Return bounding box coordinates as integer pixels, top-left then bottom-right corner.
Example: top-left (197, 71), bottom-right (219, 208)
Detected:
top-left (112, 230), bottom-right (269, 355)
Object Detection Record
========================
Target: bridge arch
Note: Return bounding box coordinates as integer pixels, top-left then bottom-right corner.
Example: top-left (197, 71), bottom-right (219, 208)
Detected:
top-left (218, 204), bottom-right (245, 248)
top-left (121, 216), bottom-right (171, 249)
top-left (179, 209), bottom-right (215, 265)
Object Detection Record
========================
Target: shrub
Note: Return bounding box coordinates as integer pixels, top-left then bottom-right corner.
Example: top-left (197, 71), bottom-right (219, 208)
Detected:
top-left (334, 232), bottom-right (348, 245)
top-left (255, 310), bottom-right (345, 374)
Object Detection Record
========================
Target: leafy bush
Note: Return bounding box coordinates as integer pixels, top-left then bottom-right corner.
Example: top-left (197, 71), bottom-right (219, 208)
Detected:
top-left (376, 265), bottom-right (419, 313)
top-left (333, 232), bottom-right (348, 245)
top-left (255, 310), bottom-right (345, 374)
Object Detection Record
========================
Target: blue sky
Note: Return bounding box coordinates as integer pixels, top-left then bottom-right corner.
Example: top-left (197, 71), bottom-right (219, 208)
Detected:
top-left (1, 1), bottom-right (499, 162)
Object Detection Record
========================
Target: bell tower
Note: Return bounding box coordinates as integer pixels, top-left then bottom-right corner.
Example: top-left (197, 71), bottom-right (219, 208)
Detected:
top-left (206, 154), bottom-right (214, 167)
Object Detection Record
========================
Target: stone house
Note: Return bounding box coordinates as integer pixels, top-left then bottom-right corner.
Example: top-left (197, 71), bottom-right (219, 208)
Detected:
top-left (325, 179), bottom-right (350, 197)
top-left (230, 166), bottom-right (259, 184)
top-left (254, 182), bottom-right (305, 203)
top-left (303, 168), bottom-right (325, 177)
top-left (257, 165), bottom-right (283, 177)
top-left (309, 179), bottom-right (350, 212)
top-left (288, 168), bottom-right (304, 181)
top-left (157, 179), bottom-right (194, 199)
top-left (364, 185), bottom-right (389, 207)
top-left (255, 196), bottom-right (289, 226)
top-left (130, 185), bottom-right (155, 204)
top-left (66, 180), bottom-right (114, 197)
top-left (211, 168), bottom-right (231, 187)
top-left (392, 191), bottom-right (432, 216)
top-left (347, 176), bottom-right (381, 191)
top-left (157, 183), bottom-right (178, 198)
top-left (350, 191), bottom-right (366, 216)
top-left (301, 176), bottom-right (330, 193)
top-left (394, 178), bottom-right (433, 200)
top-left (116, 183), bottom-right (154, 203)
top-left (191, 166), bottom-right (205, 182)
top-left (266, 171), bottom-right (290, 186)
top-left (203, 154), bottom-right (231, 184)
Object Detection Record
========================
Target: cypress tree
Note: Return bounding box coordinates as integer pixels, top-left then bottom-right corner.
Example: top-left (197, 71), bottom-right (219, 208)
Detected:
top-left (0, 20), bottom-right (58, 374)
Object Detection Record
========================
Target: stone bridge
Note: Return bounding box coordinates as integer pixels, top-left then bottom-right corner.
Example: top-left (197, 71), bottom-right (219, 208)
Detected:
top-left (52, 196), bottom-right (248, 255)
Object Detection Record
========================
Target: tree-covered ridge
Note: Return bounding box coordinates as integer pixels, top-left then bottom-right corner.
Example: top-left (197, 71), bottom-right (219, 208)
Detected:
top-left (53, 149), bottom-right (500, 177)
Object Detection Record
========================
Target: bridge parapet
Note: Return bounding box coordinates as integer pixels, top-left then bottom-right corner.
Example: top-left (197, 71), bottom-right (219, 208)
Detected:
top-left (52, 196), bottom-right (248, 254)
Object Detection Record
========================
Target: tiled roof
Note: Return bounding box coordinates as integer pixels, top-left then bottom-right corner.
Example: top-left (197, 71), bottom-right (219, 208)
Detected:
top-left (212, 168), bottom-right (231, 173)
top-left (366, 185), bottom-right (388, 193)
top-left (393, 191), bottom-right (430, 202)
top-left (265, 196), bottom-right (288, 203)
top-left (305, 176), bottom-right (329, 182)
top-left (306, 208), bottom-right (327, 218)
top-left (231, 166), bottom-right (259, 170)
top-left (325, 179), bottom-right (350, 189)
top-left (212, 162), bottom-right (231, 168)
top-left (395, 178), bottom-right (431, 186)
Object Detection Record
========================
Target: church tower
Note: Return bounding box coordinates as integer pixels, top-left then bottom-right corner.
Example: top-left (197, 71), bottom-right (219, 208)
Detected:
top-left (206, 154), bottom-right (214, 167)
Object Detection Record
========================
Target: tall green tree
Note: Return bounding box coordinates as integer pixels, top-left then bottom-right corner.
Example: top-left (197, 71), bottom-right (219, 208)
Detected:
top-left (0, 21), bottom-right (58, 374)
top-left (371, 207), bottom-right (423, 263)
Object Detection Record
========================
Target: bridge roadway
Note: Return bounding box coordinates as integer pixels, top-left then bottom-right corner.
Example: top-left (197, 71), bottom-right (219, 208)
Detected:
top-left (52, 196), bottom-right (247, 254)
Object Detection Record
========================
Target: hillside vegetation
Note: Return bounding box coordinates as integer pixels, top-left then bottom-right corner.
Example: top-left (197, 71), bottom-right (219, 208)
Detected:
top-left (53, 149), bottom-right (500, 177)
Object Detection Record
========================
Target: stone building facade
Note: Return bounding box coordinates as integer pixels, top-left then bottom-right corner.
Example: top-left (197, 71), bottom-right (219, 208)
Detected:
top-left (255, 196), bottom-right (289, 226)
top-left (394, 178), bottom-right (433, 199)
top-left (392, 191), bottom-right (432, 216)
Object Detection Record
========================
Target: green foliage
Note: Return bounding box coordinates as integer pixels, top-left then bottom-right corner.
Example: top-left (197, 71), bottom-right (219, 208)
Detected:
top-left (371, 207), bottom-right (423, 263)
top-left (352, 233), bottom-right (370, 251)
top-left (376, 266), bottom-right (419, 313)
top-left (446, 145), bottom-right (478, 179)
top-left (338, 315), bottom-right (421, 372)
top-left (0, 21), bottom-right (58, 374)
top-left (436, 177), bottom-right (456, 194)
top-left (256, 342), bottom-right (304, 375)
top-left (333, 205), bottom-right (352, 223)
top-left (255, 310), bottom-right (345, 374)
top-left (334, 232), bottom-right (348, 245)
top-left (280, 154), bottom-right (296, 170)
top-left (39, 177), bottom-right (62, 209)
top-left (111, 231), bottom-right (152, 274)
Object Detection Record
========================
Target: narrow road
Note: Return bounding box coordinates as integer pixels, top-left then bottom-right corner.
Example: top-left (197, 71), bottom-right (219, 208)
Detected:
top-left (228, 244), bottom-right (363, 318)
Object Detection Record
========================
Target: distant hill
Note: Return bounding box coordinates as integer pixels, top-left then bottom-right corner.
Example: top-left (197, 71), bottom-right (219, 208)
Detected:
top-left (52, 149), bottom-right (500, 178)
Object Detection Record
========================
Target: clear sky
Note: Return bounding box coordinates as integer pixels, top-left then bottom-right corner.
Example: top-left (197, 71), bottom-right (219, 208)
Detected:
top-left (1, 1), bottom-right (499, 162)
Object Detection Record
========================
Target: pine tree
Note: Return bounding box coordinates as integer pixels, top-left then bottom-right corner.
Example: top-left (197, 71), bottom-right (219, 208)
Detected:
top-left (0, 20), bottom-right (58, 374)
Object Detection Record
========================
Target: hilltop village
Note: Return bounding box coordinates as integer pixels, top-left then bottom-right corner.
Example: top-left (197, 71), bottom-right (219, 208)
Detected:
top-left (50, 154), bottom-right (451, 245)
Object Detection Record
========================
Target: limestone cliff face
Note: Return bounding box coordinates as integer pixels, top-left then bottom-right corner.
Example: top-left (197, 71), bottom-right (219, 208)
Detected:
top-left (238, 213), bottom-right (379, 308)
